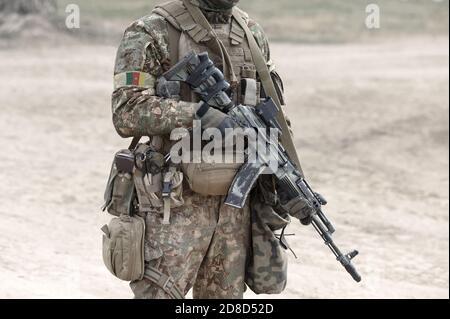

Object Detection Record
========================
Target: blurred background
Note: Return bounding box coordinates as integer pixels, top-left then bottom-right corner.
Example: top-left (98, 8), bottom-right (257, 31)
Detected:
top-left (0, 0), bottom-right (448, 298)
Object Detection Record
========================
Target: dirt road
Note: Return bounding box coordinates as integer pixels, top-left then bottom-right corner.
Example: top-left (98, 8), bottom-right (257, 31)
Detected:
top-left (0, 36), bottom-right (448, 298)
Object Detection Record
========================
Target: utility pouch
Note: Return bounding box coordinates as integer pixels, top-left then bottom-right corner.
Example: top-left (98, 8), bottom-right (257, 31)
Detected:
top-left (101, 138), bottom-right (180, 282)
top-left (101, 213), bottom-right (146, 282)
top-left (240, 65), bottom-right (260, 107)
top-left (182, 161), bottom-right (242, 196)
top-left (133, 143), bottom-right (184, 214)
top-left (134, 144), bottom-right (164, 212)
top-left (241, 78), bottom-right (259, 107)
top-left (102, 150), bottom-right (136, 217)
top-left (246, 186), bottom-right (290, 295)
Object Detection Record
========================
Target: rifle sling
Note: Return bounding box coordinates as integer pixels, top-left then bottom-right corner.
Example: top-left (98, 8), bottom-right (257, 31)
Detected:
top-left (232, 8), bottom-right (304, 175)
top-left (128, 136), bottom-right (141, 151)
top-left (182, 0), bottom-right (237, 84)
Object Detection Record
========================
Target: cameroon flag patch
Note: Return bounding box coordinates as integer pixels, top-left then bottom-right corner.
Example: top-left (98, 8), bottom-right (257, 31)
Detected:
top-left (114, 71), bottom-right (156, 90)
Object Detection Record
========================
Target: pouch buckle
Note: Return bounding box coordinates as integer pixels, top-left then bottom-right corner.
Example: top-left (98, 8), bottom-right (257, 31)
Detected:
top-left (162, 169), bottom-right (175, 225)
top-left (162, 181), bottom-right (173, 198)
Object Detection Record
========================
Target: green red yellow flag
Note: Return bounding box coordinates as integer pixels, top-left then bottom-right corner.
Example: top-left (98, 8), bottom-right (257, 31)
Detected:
top-left (114, 71), bottom-right (156, 90)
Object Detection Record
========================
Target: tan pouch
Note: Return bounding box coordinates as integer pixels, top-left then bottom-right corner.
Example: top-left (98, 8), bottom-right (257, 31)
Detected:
top-left (134, 169), bottom-right (185, 211)
top-left (182, 161), bottom-right (242, 196)
top-left (101, 214), bottom-right (145, 282)
top-left (133, 143), bottom-right (185, 213)
top-left (102, 155), bottom-right (136, 217)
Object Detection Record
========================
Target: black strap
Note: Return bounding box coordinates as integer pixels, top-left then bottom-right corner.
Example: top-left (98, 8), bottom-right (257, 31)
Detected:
top-left (196, 102), bottom-right (210, 118)
top-left (128, 136), bottom-right (141, 151)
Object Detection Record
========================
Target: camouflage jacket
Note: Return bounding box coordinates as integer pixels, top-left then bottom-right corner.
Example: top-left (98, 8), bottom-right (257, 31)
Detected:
top-left (111, 4), bottom-right (285, 138)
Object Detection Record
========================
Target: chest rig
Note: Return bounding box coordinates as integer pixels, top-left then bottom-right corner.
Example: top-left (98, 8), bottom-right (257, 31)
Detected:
top-left (153, 0), bottom-right (261, 107)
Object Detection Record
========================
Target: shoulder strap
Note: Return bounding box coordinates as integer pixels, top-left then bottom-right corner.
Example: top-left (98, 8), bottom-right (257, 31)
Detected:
top-left (181, 0), bottom-right (237, 84)
top-left (153, 0), bottom-right (211, 43)
top-left (167, 23), bottom-right (181, 66)
top-left (232, 8), bottom-right (304, 174)
top-left (128, 136), bottom-right (141, 151)
top-left (155, 0), bottom-right (237, 84)
top-left (230, 18), bottom-right (245, 45)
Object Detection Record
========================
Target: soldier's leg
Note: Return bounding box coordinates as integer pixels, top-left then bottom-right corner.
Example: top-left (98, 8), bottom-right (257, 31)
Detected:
top-left (192, 200), bottom-right (251, 299)
top-left (131, 192), bottom-right (221, 299)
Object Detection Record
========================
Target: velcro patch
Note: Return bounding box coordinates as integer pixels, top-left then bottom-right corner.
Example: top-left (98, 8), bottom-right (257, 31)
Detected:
top-left (114, 71), bottom-right (156, 90)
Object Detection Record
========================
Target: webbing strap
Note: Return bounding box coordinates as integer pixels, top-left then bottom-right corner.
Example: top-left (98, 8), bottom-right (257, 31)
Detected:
top-left (182, 0), bottom-right (237, 84)
top-left (167, 23), bottom-right (181, 66)
top-left (162, 167), bottom-right (176, 225)
top-left (232, 8), bottom-right (304, 175)
top-left (163, 197), bottom-right (171, 225)
top-left (128, 136), bottom-right (141, 151)
top-left (144, 267), bottom-right (185, 299)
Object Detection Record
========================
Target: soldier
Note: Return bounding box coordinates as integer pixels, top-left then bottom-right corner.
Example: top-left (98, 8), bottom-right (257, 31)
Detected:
top-left (111, 0), bottom-right (313, 299)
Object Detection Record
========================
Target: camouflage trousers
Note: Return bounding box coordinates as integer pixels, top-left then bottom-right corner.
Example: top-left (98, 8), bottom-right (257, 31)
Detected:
top-left (130, 189), bottom-right (251, 299)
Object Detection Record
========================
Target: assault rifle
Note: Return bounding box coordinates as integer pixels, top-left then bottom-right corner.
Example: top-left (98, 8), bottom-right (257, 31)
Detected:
top-left (163, 51), bottom-right (362, 283)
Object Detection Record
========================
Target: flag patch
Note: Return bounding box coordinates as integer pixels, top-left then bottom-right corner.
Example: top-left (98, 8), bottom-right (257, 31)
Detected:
top-left (114, 71), bottom-right (156, 90)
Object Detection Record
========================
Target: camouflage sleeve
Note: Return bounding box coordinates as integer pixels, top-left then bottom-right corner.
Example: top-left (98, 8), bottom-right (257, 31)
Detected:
top-left (112, 14), bottom-right (196, 138)
top-left (247, 19), bottom-right (292, 132)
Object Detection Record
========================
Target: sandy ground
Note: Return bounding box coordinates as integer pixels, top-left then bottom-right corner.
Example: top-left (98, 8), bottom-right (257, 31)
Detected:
top-left (0, 36), bottom-right (448, 299)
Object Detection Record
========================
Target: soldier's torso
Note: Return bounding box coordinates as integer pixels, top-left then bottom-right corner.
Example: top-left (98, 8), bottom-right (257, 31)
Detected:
top-left (154, 1), bottom-right (261, 108)
top-left (178, 21), bottom-right (259, 106)
top-left (149, 1), bottom-right (263, 157)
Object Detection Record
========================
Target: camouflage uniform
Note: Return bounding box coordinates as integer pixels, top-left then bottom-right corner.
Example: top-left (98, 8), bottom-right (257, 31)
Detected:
top-left (111, 0), bottom-right (286, 299)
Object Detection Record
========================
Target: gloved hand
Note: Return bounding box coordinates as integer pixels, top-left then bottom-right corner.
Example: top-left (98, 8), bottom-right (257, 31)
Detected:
top-left (156, 77), bottom-right (181, 98)
top-left (194, 102), bottom-right (237, 135)
top-left (187, 53), bottom-right (233, 111)
top-left (282, 196), bottom-right (316, 225)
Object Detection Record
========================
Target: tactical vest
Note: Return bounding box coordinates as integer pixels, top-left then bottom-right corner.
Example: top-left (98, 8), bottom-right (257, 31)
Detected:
top-left (153, 0), bottom-right (261, 107)
top-left (150, 0), bottom-right (265, 197)
top-left (104, 1), bottom-right (290, 297)
top-left (150, 1), bottom-right (291, 295)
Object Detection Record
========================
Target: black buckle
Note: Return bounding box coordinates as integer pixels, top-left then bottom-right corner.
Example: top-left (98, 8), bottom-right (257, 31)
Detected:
top-left (162, 181), bottom-right (173, 197)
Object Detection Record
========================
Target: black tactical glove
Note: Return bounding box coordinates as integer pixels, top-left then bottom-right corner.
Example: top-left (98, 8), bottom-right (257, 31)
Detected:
top-left (282, 192), bottom-right (327, 225)
top-left (187, 53), bottom-right (233, 111)
top-left (156, 77), bottom-right (181, 99)
top-left (194, 102), bottom-right (237, 135)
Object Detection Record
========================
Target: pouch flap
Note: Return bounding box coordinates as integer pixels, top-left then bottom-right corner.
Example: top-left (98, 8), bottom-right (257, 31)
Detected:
top-left (102, 161), bottom-right (119, 211)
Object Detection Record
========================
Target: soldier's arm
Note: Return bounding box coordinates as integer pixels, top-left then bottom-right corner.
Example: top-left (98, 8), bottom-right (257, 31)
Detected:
top-left (112, 14), bottom-right (197, 138)
top-left (248, 19), bottom-right (293, 133)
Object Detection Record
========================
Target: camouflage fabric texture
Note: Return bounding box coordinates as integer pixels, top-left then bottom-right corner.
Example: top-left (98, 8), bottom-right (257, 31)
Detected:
top-left (111, 0), bottom-right (290, 299)
top-left (112, 13), bottom-right (197, 138)
top-left (246, 192), bottom-right (290, 294)
top-left (131, 190), bottom-right (251, 299)
top-left (111, 4), bottom-right (275, 139)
